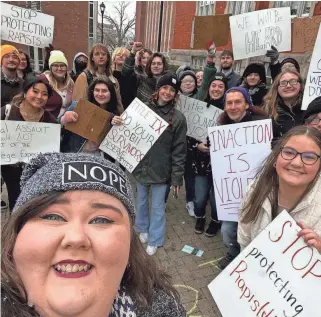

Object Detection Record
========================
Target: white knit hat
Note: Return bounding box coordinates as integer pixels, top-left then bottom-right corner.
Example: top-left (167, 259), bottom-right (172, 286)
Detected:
top-left (49, 50), bottom-right (68, 68)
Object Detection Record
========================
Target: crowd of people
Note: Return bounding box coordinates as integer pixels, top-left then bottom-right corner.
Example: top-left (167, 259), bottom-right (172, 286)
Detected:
top-left (1, 40), bottom-right (321, 317)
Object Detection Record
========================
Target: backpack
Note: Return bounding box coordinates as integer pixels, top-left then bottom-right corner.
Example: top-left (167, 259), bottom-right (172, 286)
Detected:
top-left (84, 70), bottom-right (93, 86)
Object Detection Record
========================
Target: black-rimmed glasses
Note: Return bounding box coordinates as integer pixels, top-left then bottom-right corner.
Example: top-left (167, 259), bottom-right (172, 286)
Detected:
top-left (280, 147), bottom-right (321, 165)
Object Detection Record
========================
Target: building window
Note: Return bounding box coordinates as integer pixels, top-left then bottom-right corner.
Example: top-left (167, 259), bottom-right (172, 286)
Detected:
top-left (197, 1), bottom-right (214, 16)
top-left (229, 1), bottom-right (253, 15)
top-left (192, 56), bottom-right (205, 70)
top-left (28, 47), bottom-right (43, 72)
top-left (274, 1), bottom-right (312, 17)
top-left (89, 1), bottom-right (94, 48)
top-left (25, 1), bottom-right (41, 11)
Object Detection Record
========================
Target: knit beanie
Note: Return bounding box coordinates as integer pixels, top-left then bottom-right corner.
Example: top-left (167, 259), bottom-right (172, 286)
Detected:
top-left (242, 63), bottom-right (266, 84)
top-left (208, 73), bottom-right (228, 92)
top-left (0, 45), bottom-right (20, 62)
top-left (281, 58), bottom-right (300, 73)
top-left (179, 70), bottom-right (197, 84)
top-left (303, 96), bottom-right (321, 121)
top-left (13, 152), bottom-right (136, 218)
top-left (225, 87), bottom-right (253, 106)
top-left (156, 71), bottom-right (180, 93)
top-left (49, 50), bottom-right (68, 68)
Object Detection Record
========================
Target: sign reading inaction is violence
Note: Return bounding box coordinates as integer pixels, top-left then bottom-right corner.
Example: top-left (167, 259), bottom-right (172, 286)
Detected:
top-left (176, 95), bottom-right (223, 143)
top-left (99, 98), bottom-right (169, 173)
top-left (208, 211), bottom-right (320, 317)
top-left (1, 2), bottom-right (54, 48)
top-left (302, 24), bottom-right (321, 110)
top-left (229, 7), bottom-right (291, 60)
top-left (209, 119), bottom-right (272, 222)
top-left (1, 121), bottom-right (60, 165)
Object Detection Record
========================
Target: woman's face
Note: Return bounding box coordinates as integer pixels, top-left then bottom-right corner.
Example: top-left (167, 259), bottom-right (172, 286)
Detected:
top-left (51, 63), bottom-right (67, 81)
top-left (277, 73), bottom-right (301, 100)
top-left (92, 49), bottom-right (108, 67)
top-left (158, 85), bottom-right (176, 104)
top-left (18, 53), bottom-right (28, 71)
top-left (209, 80), bottom-right (225, 100)
top-left (114, 51), bottom-right (129, 66)
top-left (94, 83), bottom-right (111, 105)
top-left (141, 52), bottom-right (151, 68)
top-left (305, 113), bottom-right (321, 133)
top-left (180, 75), bottom-right (196, 95)
top-left (25, 83), bottom-right (49, 109)
top-left (196, 71), bottom-right (203, 88)
top-left (276, 135), bottom-right (321, 189)
top-left (246, 73), bottom-right (260, 87)
top-left (13, 190), bottom-right (131, 317)
top-left (151, 56), bottom-right (164, 75)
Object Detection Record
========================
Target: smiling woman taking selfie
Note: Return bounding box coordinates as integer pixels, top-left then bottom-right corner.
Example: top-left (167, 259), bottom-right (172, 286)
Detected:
top-left (238, 126), bottom-right (321, 254)
top-left (1, 153), bottom-right (186, 317)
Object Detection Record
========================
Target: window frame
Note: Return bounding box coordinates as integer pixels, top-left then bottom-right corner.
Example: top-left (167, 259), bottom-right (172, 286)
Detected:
top-left (274, 1), bottom-right (313, 18)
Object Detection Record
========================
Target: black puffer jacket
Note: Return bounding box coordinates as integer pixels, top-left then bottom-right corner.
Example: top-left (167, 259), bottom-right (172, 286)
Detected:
top-left (248, 85), bottom-right (268, 107)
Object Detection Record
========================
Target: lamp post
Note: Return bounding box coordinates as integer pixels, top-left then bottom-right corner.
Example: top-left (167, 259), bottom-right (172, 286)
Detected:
top-left (100, 2), bottom-right (106, 44)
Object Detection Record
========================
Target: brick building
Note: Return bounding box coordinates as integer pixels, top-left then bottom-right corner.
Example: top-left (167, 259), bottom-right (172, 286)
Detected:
top-left (135, 1), bottom-right (321, 78)
top-left (1, 1), bottom-right (98, 72)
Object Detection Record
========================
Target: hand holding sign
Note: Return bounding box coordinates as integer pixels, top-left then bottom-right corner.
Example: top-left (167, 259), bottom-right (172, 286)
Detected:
top-left (297, 221), bottom-right (321, 253)
top-left (61, 111), bottom-right (78, 126)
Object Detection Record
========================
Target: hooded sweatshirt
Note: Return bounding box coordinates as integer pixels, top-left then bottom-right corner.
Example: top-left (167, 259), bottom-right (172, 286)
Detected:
top-left (70, 52), bottom-right (88, 82)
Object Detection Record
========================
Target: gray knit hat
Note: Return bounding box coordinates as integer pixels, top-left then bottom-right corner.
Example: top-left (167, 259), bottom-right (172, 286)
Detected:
top-left (13, 152), bottom-right (135, 218)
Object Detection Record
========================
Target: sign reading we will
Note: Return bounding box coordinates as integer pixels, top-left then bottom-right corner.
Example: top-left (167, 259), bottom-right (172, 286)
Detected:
top-left (209, 119), bottom-right (272, 222)
top-left (99, 98), bottom-right (169, 173)
top-left (176, 95), bottom-right (223, 143)
top-left (229, 8), bottom-right (291, 60)
top-left (208, 211), bottom-right (320, 317)
top-left (302, 24), bottom-right (321, 110)
top-left (1, 120), bottom-right (60, 165)
top-left (1, 2), bottom-right (54, 48)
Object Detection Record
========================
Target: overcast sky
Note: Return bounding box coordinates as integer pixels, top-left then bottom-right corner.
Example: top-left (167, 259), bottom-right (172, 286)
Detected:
top-left (100, 1), bottom-right (136, 18)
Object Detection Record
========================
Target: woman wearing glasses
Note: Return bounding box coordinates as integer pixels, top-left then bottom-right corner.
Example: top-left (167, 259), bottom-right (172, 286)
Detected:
top-left (304, 96), bottom-right (321, 133)
top-left (238, 126), bottom-right (321, 254)
top-left (38, 50), bottom-right (74, 119)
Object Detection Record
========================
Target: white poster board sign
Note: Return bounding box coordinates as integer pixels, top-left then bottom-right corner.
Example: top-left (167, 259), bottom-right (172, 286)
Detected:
top-left (208, 211), bottom-right (320, 317)
top-left (209, 119), bottom-right (272, 222)
top-left (176, 95), bottom-right (223, 142)
top-left (1, 2), bottom-right (55, 48)
top-left (1, 121), bottom-right (61, 165)
top-left (229, 8), bottom-right (291, 60)
top-left (302, 24), bottom-right (321, 110)
top-left (99, 98), bottom-right (169, 173)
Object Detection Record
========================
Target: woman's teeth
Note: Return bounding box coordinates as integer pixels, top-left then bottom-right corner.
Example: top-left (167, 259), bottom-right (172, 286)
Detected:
top-left (54, 263), bottom-right (92, 274)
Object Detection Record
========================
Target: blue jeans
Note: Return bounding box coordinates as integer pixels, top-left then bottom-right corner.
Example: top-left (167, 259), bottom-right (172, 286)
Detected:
top-left (194, 175), bottom-right (218, 221)
top-left (184, 172), bottom-right (195, 203)
top-left (135, 183), bottom-right (167, 247)
top-left (221, 221), bottom-right (240, 257)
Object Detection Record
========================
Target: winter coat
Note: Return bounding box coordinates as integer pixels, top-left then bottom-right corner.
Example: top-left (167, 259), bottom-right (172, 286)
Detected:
top-left (221, 69), bottom-right (241, 89)
top-left (270, 62), bottom-right (282, 81)
top-left (248, 85), bottom-right (268, 107)
top-left (238, 176), bottom-right (321, 251)
top-left (133, 100), bottom-right (187, 186)
top-left (1, 71), bottom-right (23, 108)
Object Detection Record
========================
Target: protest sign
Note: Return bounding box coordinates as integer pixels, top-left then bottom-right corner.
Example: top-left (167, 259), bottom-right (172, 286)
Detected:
top-left (64, 99), bottom-right (113, 144)
top-left (194, 14), bottom-right (230, 48)
top-left (99, 98), bottom-right (169, 173)
top-left (292, 15), bottom-right (321, 53)
top-left (176, 95), bottom-right (223, 143)
top-left (229, 7), bottom-right (291, 60)
top-left (1, 120), bottom-right (60, 165)
top-left (209, 119), bottom-right (272, 222)
top-left (1, 2), bottom-right (54, 48)
top-left (302, 24), bottom-right (321, 110)
top-left (208, 211), bottom-right (320, 317)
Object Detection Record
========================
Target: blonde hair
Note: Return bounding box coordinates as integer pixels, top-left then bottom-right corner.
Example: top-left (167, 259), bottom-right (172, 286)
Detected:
top-left (111, 47), bottom-right (130, 70)
top-left (44, 70), bottom-right (74, 92)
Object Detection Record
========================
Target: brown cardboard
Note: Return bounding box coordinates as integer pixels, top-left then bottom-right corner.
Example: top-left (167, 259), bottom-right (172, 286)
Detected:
top-left (65, 99), bottom-right (113, 144)
top-left (292, 15), bottom-right (321, 53)
top-left (193, 14), bottom-right (231, 49)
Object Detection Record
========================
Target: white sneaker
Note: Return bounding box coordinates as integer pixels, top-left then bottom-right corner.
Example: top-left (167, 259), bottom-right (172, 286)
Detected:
top-left (146, 245), bottom-right (158, 256)
top-left (186, 201), bottom-right (195, 217)
top-left (139, 232), bottom-right (148, 244)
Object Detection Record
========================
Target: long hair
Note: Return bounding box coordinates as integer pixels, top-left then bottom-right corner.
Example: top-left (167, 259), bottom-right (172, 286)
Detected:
top-left (111, 47), bottom-right (130, 71)
top-left (240, 126), bottom-right (321, 224)
top-left (145, 52), bottom-right (168, 78)
top-left (263, 70), bottom-right (304, 120)
top-left (87, 76), bottom-right (118, 114)
top-left (44, 67), bottom-right (74, 92)
top-left (1, 192), bottom-right (181, 316)
top-left (87, 43), bottom-right (112, 77)
top-left (137, 48), bottom-right (153, 67)
top-left (18, 51), bottom-right (33, 74)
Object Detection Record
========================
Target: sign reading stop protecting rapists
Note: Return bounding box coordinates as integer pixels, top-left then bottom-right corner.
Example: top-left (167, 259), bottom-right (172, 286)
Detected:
top-left (1, 121), bottom-right (61, 164)
top-left (1, 2), bottom-right (54, 48)
top-left (208, 211), bottom-right (320, 317)
top-left (176, 95), bottom-right (223, 143)
top-left (209, 119), bottom-right (272, 222)
top-left (99, 98), bottom-right (169, 173)
top-left (302, 24), bottom-right (321, 110)
top-left (229, 7), bottom-right (291, 60)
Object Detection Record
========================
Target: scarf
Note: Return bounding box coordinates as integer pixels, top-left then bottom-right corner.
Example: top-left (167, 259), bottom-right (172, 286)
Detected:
top-left (109, 285), bottom-right (136, 317)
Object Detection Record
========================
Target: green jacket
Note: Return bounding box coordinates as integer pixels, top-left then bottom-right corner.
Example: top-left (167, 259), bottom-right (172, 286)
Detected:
top-left (194, 63), bottom-right (217, 101)
top-left (133, 100), bottom-right (187, 186)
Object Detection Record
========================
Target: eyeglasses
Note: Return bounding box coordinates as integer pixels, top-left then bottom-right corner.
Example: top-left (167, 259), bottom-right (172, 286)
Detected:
top-left (279, 79), bottom-right (300, 87)
top-left (280, 146), bottom-right (321, 165)
top-left (94, 52), bottom-right (107, 57)
top-left (51, 64), bottom-right (67, 69)
top-left (306, 115), bottom-right (321, 126)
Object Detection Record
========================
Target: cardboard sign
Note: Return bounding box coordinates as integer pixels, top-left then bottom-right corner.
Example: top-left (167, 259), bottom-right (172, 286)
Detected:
top-left (208, 211), bottom-right (321, 317)
top-left (209, 119), bottom-right (272, 222)
top-left (99, 98), bottom-right (169, 173)
top-left (1, 2), bottom-right (54, 48)
top-left (0, 120), bottom-right (60, 164)
top-left (292, 15), bottom-right (321, 53)
top-left (302, 24), bottom-right (321, 110)
top-left (65, 99), bottom-right (113, 144)
top-left (229, 8), bottom-right (291, 60)
top-left (176, 95), bottom-right (223, 143)
top-left (194, 14), bottom-right (230, 48)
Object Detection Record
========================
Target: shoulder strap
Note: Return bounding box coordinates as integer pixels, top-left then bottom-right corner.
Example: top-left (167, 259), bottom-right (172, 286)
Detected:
top-left (5, 104), bottom-right (12, 120)
top-left (84, 70), bottom-right (93, 86)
